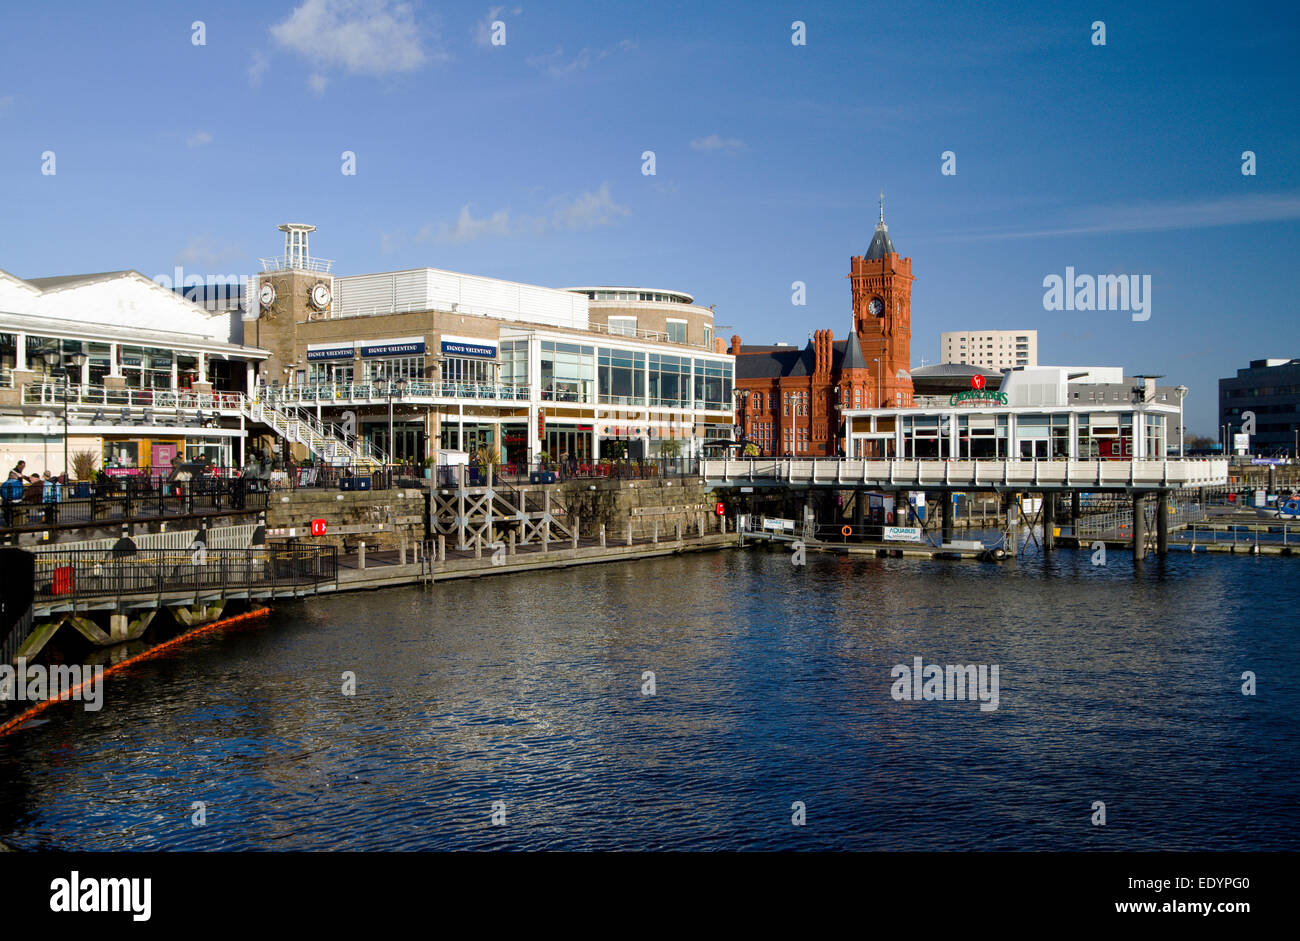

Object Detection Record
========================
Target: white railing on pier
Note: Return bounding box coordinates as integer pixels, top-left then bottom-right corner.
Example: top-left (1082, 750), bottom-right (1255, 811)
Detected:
top-left (702, 458), bottom-right (1231, 491)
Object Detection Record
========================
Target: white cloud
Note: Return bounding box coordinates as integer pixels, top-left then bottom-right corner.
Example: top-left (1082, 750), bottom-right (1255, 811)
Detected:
top-left (417, 184), bottom-right (629, 245)
top-left (308, 73), bottom-right (329, 95)
top-left (473, 6), bottom-right (517, 48)
top-left (550, 183), bottom-right (629, 231)
top-left (270, 0), bottom-right (434, 76)
top-left (248, 52), bottom-right (270, 88)
top-left (186, 130), bottom-right (213, 148)
top-left (690, 134), bottom-right (745, 153)
top-left (941, 193), bottom-right (1300, 242)
top-left (527, 39), bottom-right (635, 76)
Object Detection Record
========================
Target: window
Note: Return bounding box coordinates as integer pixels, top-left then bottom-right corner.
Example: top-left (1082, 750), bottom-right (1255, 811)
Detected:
top-left (442, 356), bottom-right (495, 385)
top-left (500, 339), bottom-right (529, 389)
top-left (703, 325), bottom-right (713, 349)
top-left (692, 358), bottom-right (732, 409)
top-left (752, 392), bottom-right (763, 412)
top-left (608, 316), bottom-right (637, 338)
top-left (649, 353), bottom-right (690, 407)
top-left (666, 320), bottom-right (687, 344)
top-left (783, 393), bottom-right (790, 416)
top-left (365, 355), bottom-right (425, 383)
top-left (542, 341), bottom-right (595, 402)
top-left (598, 347), bottom-right (646, 405)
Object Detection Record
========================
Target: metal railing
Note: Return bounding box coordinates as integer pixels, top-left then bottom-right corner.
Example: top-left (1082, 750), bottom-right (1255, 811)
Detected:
top-left (31, 545), bottom-right (338, 604)
top-left (259, 255), bottom-right (334, 273)
top-left (1, 478), bottom-right (269, 531)
top-left (22, 383), bottom-right (244, 412)
top-left (264, 381), bottom-right (531, 404)
top-left (1179, 520), bottom-right (1300, 547)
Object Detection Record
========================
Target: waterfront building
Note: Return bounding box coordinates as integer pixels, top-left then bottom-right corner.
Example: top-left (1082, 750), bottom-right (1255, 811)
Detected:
top-left (941, 329), bottom-right (1038, 371)
top-left (731, 200), bottom-right (915, 456)
top-left (842, 366), bottom-right (1183, 460)
top-left (247, 225), bottom-right (735, 466)
top-left (0, 269), bottom-right (268, 476)
top-left (1219, 358), bottom-right (1300, 456)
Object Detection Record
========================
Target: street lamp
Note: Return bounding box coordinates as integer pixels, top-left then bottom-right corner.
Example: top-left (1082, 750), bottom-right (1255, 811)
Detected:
top-left (1175, 385), bottom-right (1188, 457)
top-left (42, 350), bottom-right (87, 480)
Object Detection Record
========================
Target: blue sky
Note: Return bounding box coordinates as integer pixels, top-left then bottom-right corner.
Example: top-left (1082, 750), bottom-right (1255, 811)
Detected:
top-left (1, 0), bottom-right (1297, 435)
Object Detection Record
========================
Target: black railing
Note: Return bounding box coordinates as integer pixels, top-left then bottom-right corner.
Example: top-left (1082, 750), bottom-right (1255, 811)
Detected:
top-left (30, 546), bottom-right (338, 604)
top-left (1, 479), bottom-right (270, 532)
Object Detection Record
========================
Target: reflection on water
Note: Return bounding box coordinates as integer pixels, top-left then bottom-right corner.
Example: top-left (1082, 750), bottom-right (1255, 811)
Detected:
top-left (1, 548), bottom-right (1296, 850)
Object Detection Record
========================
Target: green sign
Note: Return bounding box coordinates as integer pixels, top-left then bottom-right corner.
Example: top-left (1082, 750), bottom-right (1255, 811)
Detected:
top-left (949, 389), bottom-right (1008, 406)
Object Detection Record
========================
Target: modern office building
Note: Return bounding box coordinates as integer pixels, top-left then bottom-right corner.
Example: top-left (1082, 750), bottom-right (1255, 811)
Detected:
top-left (0, 268), bottom-right (269, 476)
top-left (246, 225), bottom-right (735, 465)
top-left (1219, 357), bottom-right (1300, 455)
top-left (941, 329), bottom-right (1037, 371)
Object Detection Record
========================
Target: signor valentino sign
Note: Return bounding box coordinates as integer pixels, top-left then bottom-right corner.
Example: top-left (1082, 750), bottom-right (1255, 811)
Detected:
top-left (949, 374), bottom-right (1007, 406)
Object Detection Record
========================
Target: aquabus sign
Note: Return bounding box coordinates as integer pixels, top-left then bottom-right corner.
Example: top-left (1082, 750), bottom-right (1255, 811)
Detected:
top-left (949, 374), bottom-right (1007, 406)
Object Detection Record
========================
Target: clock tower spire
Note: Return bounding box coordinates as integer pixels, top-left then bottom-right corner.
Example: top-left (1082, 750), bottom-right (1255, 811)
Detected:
top-left (849, 198), bottom-right (914, 407)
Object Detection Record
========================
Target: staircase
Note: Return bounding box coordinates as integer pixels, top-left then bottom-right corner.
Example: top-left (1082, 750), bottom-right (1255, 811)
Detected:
top-left (242, 396), bottom-right (385, 468)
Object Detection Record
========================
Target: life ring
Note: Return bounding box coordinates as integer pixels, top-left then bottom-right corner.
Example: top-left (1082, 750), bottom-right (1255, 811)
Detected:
top-left (841, 525), bottom-right (852, 537)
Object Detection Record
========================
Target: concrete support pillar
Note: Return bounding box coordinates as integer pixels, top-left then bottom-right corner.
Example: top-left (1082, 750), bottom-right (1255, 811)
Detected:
top-left (627, 522), bottom-right (633, 546)
top-left (358, 541), bottom-right (366, 569)
top-left (675, 521), bottom-right (682, 543)
top-left (853, 489), bottom-right (865, 530)
top-left (1157, 491), bottom-right (1169, 556)
top-left (509, 531), bottom-right (517, 555)
top-left (475, 539), bottom-right (482, 559)
top-left (572, 519), bottom-right (579, 550)
top-left (1042, 492), bottom-right (1054, 552)
top-left (437, 535), bottom-right (445, 562)
top-left (599, 524), bottom-right (606, 548)
top-left (941, 490), bottom-right (954, 544)
top-left (1132, 493), bottom-right (1146, 565)
top-left (653, 521), bottom-right (659, 544)
top-left (697, 515), bottom-right (704, 538)
top-left (399, 537), bottom-right (407, 565)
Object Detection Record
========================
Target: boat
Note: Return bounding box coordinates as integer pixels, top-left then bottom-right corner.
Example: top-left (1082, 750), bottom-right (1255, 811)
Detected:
top-left (1254, 494), bottom-right (1300, 519)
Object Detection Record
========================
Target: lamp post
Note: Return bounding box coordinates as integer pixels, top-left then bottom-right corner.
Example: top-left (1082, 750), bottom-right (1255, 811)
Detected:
top-left (42, 350), bottom-right (87, 480)
top-left (1176, 385), bottom-right (1188, 457)
top-left (731, 387), bottom-right (749, 455)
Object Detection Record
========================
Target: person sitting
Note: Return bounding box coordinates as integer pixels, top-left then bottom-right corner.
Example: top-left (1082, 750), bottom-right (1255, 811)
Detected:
top-left (8, 460), bottom-right (26, 480)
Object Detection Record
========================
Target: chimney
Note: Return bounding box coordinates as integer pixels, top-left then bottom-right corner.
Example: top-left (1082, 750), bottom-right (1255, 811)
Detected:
top-left (730, 335), bottom-right (742, 356)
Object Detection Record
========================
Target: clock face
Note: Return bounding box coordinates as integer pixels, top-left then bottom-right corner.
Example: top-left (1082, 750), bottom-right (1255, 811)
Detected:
top-left (310, 283), bottom-right (332, 309)
top-left (258, 283), bottom-right (276, 308)
top-left (868, 297), bottom-right (884, 317)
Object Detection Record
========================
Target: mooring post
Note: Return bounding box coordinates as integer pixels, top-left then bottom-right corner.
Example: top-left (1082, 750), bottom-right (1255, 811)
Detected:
top-left (438, 534), bottom-right (445, 562)
top-left (509, 531), bottom-right (516, 555)
top-left (653, 521), bottom-right (659, 544)
top-left (358, 541), bottom-right (366, 570)
top-left (572, 518), bottom-right (579, 550)
top-left (1157, 490), bottom-right (1169, 556)
top-left (1042, 493), bottom-right (1054, 552)
top-left (400, 536), bottom-right (407, 565)
top-left (627, 522), bottom-right (633, 546)
top-left (1132, 493), bottom-right (1146, 565)
top-left (599, 524), bottom-right (606, 548)
top-left (475, 538), bottom-right (482, 559)
top-left (697, 515), bottom-right (704, 538)
top-left (675, 521), bottom-right (682, 543)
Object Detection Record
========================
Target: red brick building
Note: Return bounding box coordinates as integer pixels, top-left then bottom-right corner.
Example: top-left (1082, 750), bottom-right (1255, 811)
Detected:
top-left (731, 204), bottom-right (915, 456)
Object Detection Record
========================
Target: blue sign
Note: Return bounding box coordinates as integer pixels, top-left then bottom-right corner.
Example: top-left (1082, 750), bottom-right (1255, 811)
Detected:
top-left (306, 346), bottom-right (354, 361)
top-left (441, 339), bottom-right (496, 359)
top-left (361, 340), bottom-right (426, 358)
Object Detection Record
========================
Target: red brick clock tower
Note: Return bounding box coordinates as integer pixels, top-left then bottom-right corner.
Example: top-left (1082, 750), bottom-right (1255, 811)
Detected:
top-left (849, 196), bottom-right (914, 407)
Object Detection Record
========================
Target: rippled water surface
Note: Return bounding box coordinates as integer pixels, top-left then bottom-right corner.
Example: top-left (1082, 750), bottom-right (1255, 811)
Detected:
top-left (2, 547), bottom-right (1296, 850)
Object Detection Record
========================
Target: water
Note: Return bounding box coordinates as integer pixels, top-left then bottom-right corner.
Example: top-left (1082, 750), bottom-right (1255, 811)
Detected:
top-left (1, 547), bottom-right (1296, 850)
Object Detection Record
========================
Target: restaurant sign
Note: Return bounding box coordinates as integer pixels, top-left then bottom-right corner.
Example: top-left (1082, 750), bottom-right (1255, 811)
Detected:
top-left (949, 389), bottom-right (1008, 406)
